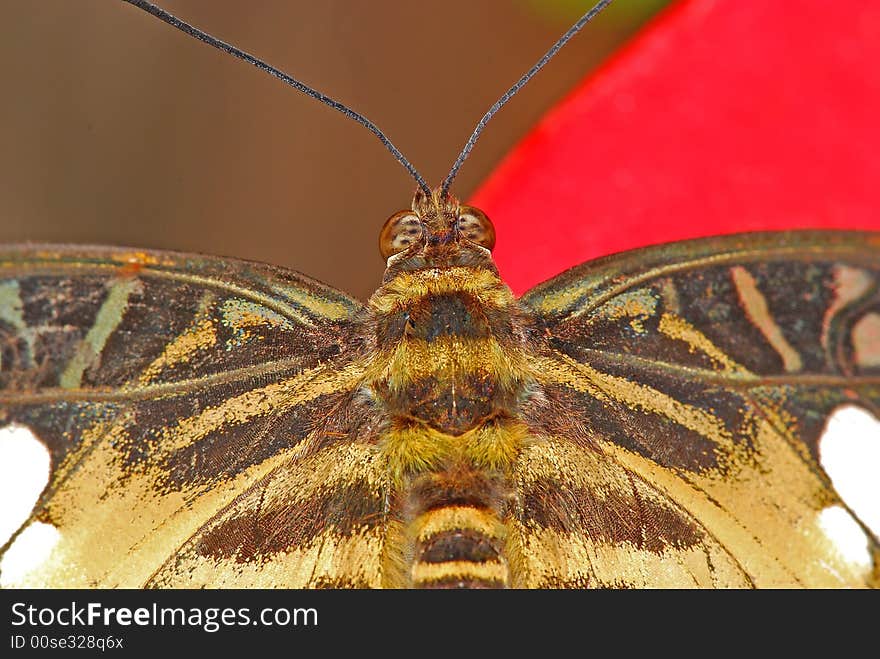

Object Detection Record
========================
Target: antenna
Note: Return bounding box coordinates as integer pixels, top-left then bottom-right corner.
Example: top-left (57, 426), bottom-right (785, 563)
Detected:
top-left (123, 0), bottom-right (614, 200)
top-left (441, 0), bottom-right (613, 197)
top-left (121, 0), bottom-right (432, 197)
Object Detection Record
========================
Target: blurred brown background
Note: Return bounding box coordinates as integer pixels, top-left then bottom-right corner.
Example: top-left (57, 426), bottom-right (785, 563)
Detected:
top-left (0, 0), bottom-right (668, 301)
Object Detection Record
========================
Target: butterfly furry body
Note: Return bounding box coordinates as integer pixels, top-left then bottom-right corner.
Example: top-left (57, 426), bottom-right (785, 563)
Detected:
top-left (0, 191), bottom-right (879, 588)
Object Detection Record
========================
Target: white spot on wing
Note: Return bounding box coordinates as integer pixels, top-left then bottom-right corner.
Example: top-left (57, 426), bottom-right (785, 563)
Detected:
top-left (0, 424), bottom-right (60, 587)
top-left (819, 405), bottom-right (880, 537)
top-left (0, 424), bottom-right (50, 546)
top-left (817, 505), bottom-right (872, 571)
top-left (0, 522), bottom-right (61, 587)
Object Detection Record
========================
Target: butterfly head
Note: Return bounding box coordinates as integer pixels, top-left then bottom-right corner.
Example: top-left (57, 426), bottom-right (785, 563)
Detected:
top-left (369, 188), bottom-right (515, 356)
top-left (379, 188), bottom-right (496, 276)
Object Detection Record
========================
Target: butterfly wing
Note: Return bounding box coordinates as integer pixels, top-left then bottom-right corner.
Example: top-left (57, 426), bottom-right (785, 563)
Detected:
top-left (516, 231), bottom-right (880, 587)
top-left (0, 245), bottom-right (387, 587)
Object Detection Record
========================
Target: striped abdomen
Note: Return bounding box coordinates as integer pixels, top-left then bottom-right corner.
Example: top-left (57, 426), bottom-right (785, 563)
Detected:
top-left (405, 468), bottom-right (511, 588)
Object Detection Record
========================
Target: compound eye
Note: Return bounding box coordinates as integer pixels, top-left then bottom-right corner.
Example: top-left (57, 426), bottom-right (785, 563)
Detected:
top-left (379, 210), bottom-right (423, 259)
top-left (457, 206), bottom-right (496, 251)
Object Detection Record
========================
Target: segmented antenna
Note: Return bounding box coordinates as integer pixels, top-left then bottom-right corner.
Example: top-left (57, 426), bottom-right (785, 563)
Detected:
top-left (441, 0), bottom-right (613, 197)
top-left (122, 0), bottom-right (432, 197)
top-left (123, 0), bottom-right (614, 199)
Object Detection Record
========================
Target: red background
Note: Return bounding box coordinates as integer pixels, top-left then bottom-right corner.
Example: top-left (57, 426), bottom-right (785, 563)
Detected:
top-left (473, 0), bottom-right (880, 295)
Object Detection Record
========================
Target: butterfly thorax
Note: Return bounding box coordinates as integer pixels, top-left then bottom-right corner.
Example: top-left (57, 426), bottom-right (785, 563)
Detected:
top-left (366, 192), bottom-right (537, 588)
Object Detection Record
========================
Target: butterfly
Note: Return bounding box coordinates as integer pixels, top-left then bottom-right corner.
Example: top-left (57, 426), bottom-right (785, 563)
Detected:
top-left (0, 0), bottom-right (878, 589)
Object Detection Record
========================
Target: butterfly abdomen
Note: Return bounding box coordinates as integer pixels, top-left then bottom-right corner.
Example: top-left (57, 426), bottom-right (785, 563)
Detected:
top-left (405, 469), bottom-right (511, 588)
top-left (369, 259), bottom-right (536, 588)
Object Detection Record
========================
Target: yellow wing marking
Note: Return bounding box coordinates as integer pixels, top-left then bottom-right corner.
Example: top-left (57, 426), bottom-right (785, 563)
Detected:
top-left (730, 265), bottom-right (803, 372)
top-left (531, 350), bottom-right (877, 585)
top-left (138, 318), bottom-right (216, 385)
top-left (138, 293), bottom-right (218, 385)
top-left (587, 287), bottom-right (658, 334)
top-left (6, 429), bottom-right (294, 588)
top-left (602, 439), bottom-right (873, 587)
top-left (155, 359), bottom-right (369, 457)
top-left (0, 280), bottom-right (30, 369)
top-left (510, 524), bottom-right (754, 588)
top-left (159, 528), bottom-right (386, 588)
top-left (658, 313), bottom-right (753, 376)
top-left (6, 354), bottom-right (372, 587)
top-left (536, 354), bottom-right (737, 454)
top-left (9, 417), bottom-right (385, 587)
top-left (59, 277), bottom-right (142, 389)
top-left (257, 440), bottom-right (385, 517)
top-left (148, 442), bottom-right (388, 588)
top-left (0, 280), bottom-right (25, 332)
top-left (822, 265), bottom-right (874, 352)
top-left (221, 298), bottom-right (294, 330)
top-left (853, 313), bottom-right (880, 368)
top-left (510, 438), bottom-right (752, 588)
top-left (528, 284), bottom-right (593, 318)
top-left (270, 283), bottom-right (352, 321)
top-left (591, 288), bottom-right (657, 322)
